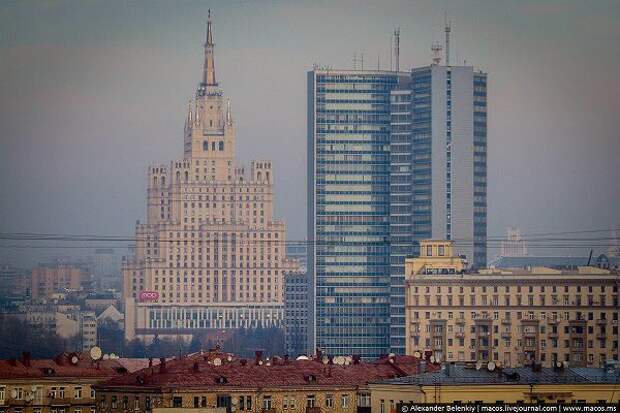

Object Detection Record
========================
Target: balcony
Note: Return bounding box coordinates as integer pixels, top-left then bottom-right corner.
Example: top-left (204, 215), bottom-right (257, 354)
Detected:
top-left (501, 319), bottom-right (511, 325)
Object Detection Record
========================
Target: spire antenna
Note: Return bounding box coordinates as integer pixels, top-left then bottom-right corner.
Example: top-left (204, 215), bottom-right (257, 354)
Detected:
top-left (203, 9), bottom-right (217, 86)
top-left (393, 28), bottom-right (400, 72)
top-left (444, 11), bottom-right (451, 66)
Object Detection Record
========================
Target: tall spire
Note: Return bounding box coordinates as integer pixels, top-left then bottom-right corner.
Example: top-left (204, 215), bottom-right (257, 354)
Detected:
top-left (202, 9), bottom-right (217, 86)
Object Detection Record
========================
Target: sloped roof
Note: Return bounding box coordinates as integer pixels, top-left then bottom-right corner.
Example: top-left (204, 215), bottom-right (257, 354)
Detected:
top-left (0, 352), bottom-right (136, 380)
top-left (373, 365), bottom-right (620, 386)
top-left (96, 352), bottom-right (437, 391)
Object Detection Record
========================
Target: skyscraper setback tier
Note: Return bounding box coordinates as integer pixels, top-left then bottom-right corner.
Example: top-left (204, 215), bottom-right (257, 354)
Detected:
top-left (123, 13), bottom-right (299, 342)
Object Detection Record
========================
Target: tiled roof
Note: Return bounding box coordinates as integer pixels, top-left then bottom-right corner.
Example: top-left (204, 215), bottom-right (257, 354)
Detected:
top-left (96, 352), bottom-right (437, 391)
top-left (373, 365), bottom-right (620, 386)
top-left (0, 352), bottom-right (149, 380)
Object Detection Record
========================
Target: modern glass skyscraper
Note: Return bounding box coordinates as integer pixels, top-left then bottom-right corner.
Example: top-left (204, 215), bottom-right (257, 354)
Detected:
top-left (308, 65), bottom-right (487, 357)
top-left (388, 64), bottom-right (487, 354)
top-left (307, 69), bottom-right (404, 358)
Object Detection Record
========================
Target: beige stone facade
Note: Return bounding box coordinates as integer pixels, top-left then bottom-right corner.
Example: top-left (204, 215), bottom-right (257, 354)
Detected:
top-left (123, 14), bottom-right (298, 341)
top-left (31, 266), bottom-right (82, 299)
top-left (405, 240), bottom-right (620, 368)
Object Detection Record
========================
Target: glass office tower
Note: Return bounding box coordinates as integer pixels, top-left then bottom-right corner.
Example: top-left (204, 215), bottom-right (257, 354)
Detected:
top-left (387, 65), bottom-right (487, 354)
top-left (308, 69), bottom-right (403, 358)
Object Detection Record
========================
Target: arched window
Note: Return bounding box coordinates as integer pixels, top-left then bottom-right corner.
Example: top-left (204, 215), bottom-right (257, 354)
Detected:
top-left (161, 176), bottom-right (165, 186)
top-left (212, 142), bottom-right (216, 151)
top-left (209, 120), bottom-right (213, 127)
top-left (257, 171), bottom-right (262, 181)
top-left (265, 171), bottom-right (270, 182)
top-left (153, 176), bottom-right (158, 186)
top-left (184, 171), bottom-right (189, 182)
top-left (176, 171), bottom-right (180, 182)
top-left (219, 141), bottom-right (224, 151)
top-left (203, 141), bottom-right (208, 151)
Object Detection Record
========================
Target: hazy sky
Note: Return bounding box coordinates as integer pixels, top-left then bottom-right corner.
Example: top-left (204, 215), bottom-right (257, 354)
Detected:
top-left (1, 0), bottom-right (619, 266)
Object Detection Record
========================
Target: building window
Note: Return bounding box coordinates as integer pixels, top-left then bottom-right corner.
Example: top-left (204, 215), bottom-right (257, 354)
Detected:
top-left (306, 395), bottom-right (316, 408)
top-left (262, 396), bottom-right (272, 410)
top-left (172, 397), bottom-right (182, 408)
top-left (219, 141), bottom-right (224, 151)
top-left (358, 393), bottom-right (371, 407)
top-left (325, 394), bottom-right (333, 408)
top-left (203, 141), bottom-right (209, 151)
top-left (341, 394), bottom-right (349, 408)
top-left (74, 387), bottom-right (82, 399)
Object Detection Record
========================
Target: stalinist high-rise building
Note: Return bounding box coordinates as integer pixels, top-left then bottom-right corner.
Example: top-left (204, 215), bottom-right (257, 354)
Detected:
top-left (123, 12), bottom-right (299, 342)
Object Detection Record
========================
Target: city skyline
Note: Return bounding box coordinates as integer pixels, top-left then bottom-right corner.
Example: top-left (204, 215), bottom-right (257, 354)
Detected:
top-left (2, 0), bottom-right (620, 266)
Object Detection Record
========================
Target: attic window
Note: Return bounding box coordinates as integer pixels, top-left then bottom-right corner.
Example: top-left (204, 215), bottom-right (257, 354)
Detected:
top-left (215, 376), bottom-right (228, 384)
top-left (41, 367), bottom-right (56, 376)
top-left (304, 374), bottom-right (317, 383)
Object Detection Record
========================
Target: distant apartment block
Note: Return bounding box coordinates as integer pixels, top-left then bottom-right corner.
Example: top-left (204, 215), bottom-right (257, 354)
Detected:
top-left (405, 240), bottom-right (619, 368)
top-left (31, 264), bottom-right (83, 299)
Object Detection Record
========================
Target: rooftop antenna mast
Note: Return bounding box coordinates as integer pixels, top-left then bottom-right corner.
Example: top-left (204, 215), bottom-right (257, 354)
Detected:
top-left (393, 28), bottom-right (400, 72)
top-left (431, 42), bottom-right (443, 65)
top-left (444, 11), bottom-right (451, 66)
top-left (389, 32), bottom-right (393, 71)
top-left (353, 52), bottom-right (364, 70)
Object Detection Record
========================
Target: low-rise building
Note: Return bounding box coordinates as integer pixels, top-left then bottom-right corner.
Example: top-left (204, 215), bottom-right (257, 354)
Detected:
top-left (94, 350), bottom-right (436, 413)
top-left (368, 362), bottom-right (620, 406)
top-left (405, 240), bottom-right (620, 368)
top-left (0, 352), bottom-right (149, 413)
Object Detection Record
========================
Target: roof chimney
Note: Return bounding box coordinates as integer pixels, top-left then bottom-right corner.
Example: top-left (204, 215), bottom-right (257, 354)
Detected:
top-left (255, 350), bottom-right (263, 365)
top-left (148, 358), bottom-right (153, 368)
top-left (21, 351), bottom-right (31, 367)
top-left (159, 357), bottom-right (166, 373)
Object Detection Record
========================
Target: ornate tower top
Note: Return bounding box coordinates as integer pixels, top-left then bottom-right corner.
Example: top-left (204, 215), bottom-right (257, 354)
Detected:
top-left (202, 9), bottom-right (217, 87)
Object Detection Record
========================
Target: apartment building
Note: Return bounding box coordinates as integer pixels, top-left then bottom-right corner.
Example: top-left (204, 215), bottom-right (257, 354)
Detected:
top-left (405, 240), bottom-right (620, 368)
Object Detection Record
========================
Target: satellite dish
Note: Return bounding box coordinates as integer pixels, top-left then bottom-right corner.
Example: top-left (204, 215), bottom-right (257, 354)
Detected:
top-left (475, 361), bottom-right (483, 370)
top-left (103, 354), bottom-right (110, 360)
top-left (413, 351), bottom-right (421, 358)
top-left (11, 389), bottom-right (18, 399)
top-left (334, 356), bottom-right (345, 365)
top-left (70, 355), bottom-right (79, 365)
top-left (31, 385), bottom-right (37, 392)
top-left (487, 361), bottom-right (496, 371)
top-left (90, 346), bottom-right (102, 361)
top-left (562, 361), bottom-right (569, 368)
top-left (213, 358), bottom-right (222, 366)
top-left (226, 355), bottom-right (233, 362)
top-left (321, 355), bottom-right (329, 365)
top-left (430, 355), bottom-right (436, 364)
top-left (556, 361), bottom-right (562, 368)
top-left (296, 355), bottom-right (310, 361)
top-left (109, 353), bottom-right (117, 359)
